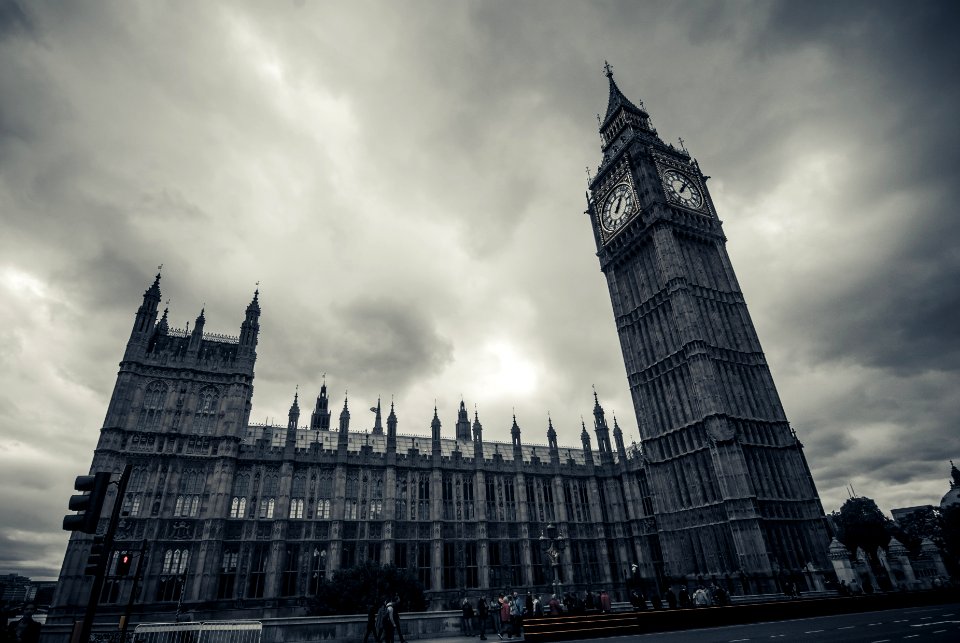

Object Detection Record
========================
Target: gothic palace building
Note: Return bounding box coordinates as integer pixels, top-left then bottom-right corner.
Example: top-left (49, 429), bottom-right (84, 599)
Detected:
top-left (51, 70), bottom-right (831, 618)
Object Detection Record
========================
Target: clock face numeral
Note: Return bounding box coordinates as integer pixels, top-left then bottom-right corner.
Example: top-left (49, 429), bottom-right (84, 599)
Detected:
top-left (600, 183), bottom-right (636, 235)
top-left (663, 169), bottom-right (703, 210)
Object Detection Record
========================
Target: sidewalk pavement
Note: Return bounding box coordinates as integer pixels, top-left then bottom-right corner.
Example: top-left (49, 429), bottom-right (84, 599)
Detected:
top-left (411, 635), bottom-right (524, 643)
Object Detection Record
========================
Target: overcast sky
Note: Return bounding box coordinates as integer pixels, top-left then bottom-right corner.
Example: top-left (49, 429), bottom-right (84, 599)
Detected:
top-left (2, 0), bottom-right (958, 580)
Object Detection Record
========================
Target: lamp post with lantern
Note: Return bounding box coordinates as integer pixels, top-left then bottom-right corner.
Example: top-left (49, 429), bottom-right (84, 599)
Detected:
top-left (539, 523), bottom-right (567, 598)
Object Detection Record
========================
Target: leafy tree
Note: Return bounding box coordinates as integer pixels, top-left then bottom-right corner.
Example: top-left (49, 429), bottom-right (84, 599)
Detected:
top-left (831, 496), bottom-right (891, 561)
top-left (942, 504), bottom-right (960, 567)
top-left (892, 506), bottom-right (943, 554)
top-left (308, 561), bottom-right (426, 616)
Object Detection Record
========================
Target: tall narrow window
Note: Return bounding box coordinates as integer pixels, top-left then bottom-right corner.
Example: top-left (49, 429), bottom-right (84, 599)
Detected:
top-left (259, 498), bottom-right (275, 519)
top-left (247, 545), bottom-right (268, 599)
top-left (395, 472), bottom-right (408, 520)
top-left (417, 473), bottom-right (430, 521)
top-left (156, 548), bottom-right (190, 602)
top-left (463, 477), bottom-right (475, 521)
top-left (465, 542), bottom-right (479, 588)
top-left (417, 542), bottom-right (432, 590)
top-left (280, 546), bottom-right (299, 596)
top-left (289, 498), bottom-right (304, 519)
top-left (229, 497), bottom-right (247, 519)
top-left (193, 387), bottom-right (219, 435)
top-left (175, 469), bottom-right (205, 517)
top-left (138, 381), bottom-right (167, 431)
top-left (231, 472), bottom-right (250, 518)
top-left (442, 543), bottom-right (456, 589)
top-left (217, 550), bottom-right (238, 599)
top-left (442, 474), bottom-right (454, 520)
top-left (316, 499), bottom-right (331, 520)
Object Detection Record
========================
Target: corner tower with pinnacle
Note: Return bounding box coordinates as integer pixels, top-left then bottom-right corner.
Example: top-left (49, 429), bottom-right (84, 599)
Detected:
top-left (585, 64), bottom-right (829, 583)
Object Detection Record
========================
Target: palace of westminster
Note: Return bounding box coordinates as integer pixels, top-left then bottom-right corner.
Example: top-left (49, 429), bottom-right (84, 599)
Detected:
top-left (51, 69), bottom-right (832, 619)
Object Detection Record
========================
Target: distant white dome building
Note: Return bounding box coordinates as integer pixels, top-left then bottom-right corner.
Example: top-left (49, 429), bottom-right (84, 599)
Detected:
top-left (940, 461), bottom-right (960, 510)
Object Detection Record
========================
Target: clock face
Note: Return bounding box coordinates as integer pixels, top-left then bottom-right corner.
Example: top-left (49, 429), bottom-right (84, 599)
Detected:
top-left (600, 183), bottom-right (636, 234)
top-left (663, 169), bottom-right (703, 210)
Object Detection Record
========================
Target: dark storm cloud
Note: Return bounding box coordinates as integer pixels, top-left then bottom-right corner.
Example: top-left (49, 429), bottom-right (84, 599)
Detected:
top-left (749, 0), bottom-right (960, 371)
top-left (329, 298), bottom-right (455, 391)
top-left (0, 0), bottom-right (31, 38)
top-left (2, 0), bottom-right (959, 578)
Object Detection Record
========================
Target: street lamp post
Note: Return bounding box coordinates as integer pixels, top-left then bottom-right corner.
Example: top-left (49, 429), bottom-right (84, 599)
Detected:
top-left (539, 523), bottom-right (566, 598)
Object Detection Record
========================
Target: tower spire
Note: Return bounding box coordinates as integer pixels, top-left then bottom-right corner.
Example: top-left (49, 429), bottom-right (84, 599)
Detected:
top-left (372, 397), bottom-right (383, 435)
top-left (598, 61), bottom-right (656, 148)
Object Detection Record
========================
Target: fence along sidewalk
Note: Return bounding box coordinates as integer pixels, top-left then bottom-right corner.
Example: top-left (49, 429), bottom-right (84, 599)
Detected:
top-left (134, 622), bottom-right (262, 643)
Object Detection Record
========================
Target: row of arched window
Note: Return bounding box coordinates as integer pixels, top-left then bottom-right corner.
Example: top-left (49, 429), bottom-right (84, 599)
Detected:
top-left (135, 381), bottom-right (221, 434)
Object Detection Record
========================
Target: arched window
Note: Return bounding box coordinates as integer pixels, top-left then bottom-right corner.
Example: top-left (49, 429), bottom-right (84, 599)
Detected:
top-left (193, 388), bottom-right (219, 435)
top-left (137, 381), bottom-right (167, 430)
top-left (289, 498), bottom-right (304, 519)
top-left (161, 548), bottom-right (190, 574)
top-left (229, 497), bottom-right (247, 518)
top-left (259, 497), bottom-right (275, 519)
top-left (316, 499), bottom-right (330, 520)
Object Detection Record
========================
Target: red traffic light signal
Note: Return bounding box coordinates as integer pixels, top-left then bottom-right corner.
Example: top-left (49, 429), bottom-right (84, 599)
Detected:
top-left (63, 472), bottom-right (112, 534)
top-left (116, 552), bottom-right (133, 576)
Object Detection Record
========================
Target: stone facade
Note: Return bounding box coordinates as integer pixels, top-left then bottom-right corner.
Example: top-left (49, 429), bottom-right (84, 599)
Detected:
top-left (51, 275), bottom-right (668, 618)
top-left (584, 67), bottom-right (830, 587)
top-left (50, 74), bottom-right (833, 621)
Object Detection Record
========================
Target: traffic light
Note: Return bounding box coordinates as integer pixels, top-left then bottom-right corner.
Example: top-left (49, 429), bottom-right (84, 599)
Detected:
top-left (85, 536), bottom-right (106, 576)
top-left (63, 472), bottom-right (111, 534)
top-left (116, 552), bottom-right (132, 576)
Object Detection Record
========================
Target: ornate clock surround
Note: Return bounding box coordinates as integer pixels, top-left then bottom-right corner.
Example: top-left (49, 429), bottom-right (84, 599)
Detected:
top-left (592, 159), bottom-right (641, 245)
top-left (653, 153), bottom-right (711, 216)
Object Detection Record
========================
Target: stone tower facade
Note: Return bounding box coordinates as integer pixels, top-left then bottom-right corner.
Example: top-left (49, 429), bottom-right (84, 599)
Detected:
top-left (47, 73), bottom-right (836, 628)
top-left (585, 66), bottom-right (829, 584)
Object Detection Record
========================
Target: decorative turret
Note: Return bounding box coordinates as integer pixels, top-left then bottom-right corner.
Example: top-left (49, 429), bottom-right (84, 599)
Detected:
top-left (511, 414), bottom-right (523, 463)
top-left (828, 538), bottom-right (850, 561)
top-left (310, 379), bottom-right (331, 430)
top-left (546, 415), bottom-right (558, 450)
top-left (288, 388), bottom-right (300, 428)
top-left (371, 397), bottom-right (383, 435)
top-left (431, 405), bottom-right (442, 461)
top-left (238, 288), bottom-right (260, 358)
top-left (511, 414), bottom-right (522, 446)
top-left (155, 306), bottom-right (169, 335)
top-left (286, 388), bottom-right (300, 445)
top-left (581, 419), bottom-right (594, 467)
top-left (472, 409), bottom-right (484, 462)
top-left (387, 400), bottom-right (398, 441)
top-left (612, 414), bottom-right (627, 462)
top-left (337, 395), bottom-right (350, 453)
top-left (431, 406), bottom-right (442, 443)
top-left (455, 400), bottom-right (471, 441)
top-left (887, 537), bottom-right (908, 557)
top-left (338, 395), bottom-right (350, 432)
top-left (131, 271), bottom-right (162, 337)
top-left (188, 307), bottom-right (205, 352)
top-left (547, 415), bottom-right (560, 465)
top-left (593, 389), bottom-right (613, 463)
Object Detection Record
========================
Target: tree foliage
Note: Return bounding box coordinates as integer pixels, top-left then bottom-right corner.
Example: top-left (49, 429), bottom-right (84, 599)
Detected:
top-left (831, 496), bottom-right (891, 559)
top-left (942, 504), bottom-right (960, 564)
top-left (892, 506), bottom-right (944, 554)
top-left (307, 561), bottom-right (426, 616)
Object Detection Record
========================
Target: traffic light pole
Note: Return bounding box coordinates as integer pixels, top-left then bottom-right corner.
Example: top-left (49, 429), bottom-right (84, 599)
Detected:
top-left (76, 464), bottom-right (132, 643)
top-left (118, 539), bottom-right (148, 643)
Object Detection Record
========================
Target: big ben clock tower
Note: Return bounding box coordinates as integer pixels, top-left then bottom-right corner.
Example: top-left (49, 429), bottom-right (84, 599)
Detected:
top-left (587, 64), bottom-right (830, 585)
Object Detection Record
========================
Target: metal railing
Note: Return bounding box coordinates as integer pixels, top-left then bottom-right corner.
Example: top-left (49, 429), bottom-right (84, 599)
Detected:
top-left (133, 622), bottom-right (261, 643)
